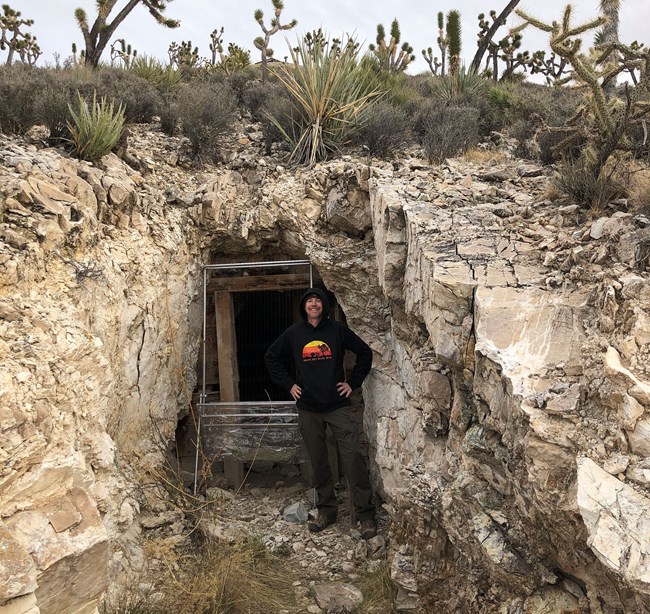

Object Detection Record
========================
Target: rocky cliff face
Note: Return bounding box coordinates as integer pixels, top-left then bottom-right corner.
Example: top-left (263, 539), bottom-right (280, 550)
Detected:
top-left (1, 125), bottom-right (649, 614)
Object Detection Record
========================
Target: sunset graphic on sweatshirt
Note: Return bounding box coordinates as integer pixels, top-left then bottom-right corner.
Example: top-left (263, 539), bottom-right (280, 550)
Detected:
top-left (302, 341), bottom-right (332, 361)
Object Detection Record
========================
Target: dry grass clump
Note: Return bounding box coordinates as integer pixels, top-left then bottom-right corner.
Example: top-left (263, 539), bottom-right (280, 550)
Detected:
top-left (628, 165), bottom-right (650, 216)
top-left (356, 561), bottom-right (398, 613)
top-left (107, 536), bottom-right (297, 614)
top-left (463, 147), bottom-right (507, 165)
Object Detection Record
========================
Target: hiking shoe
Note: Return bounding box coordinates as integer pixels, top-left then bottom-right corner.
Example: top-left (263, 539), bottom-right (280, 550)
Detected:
top-left (308, 514), bottom-right (336, 533)
top-left (360, 519), bottom-right (377, 540)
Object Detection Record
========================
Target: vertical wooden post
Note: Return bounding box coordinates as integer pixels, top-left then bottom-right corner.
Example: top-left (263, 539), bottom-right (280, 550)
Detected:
top-left (214, 291), bottom-right (239, 403)
top-left (214, 291), bottom-right (244, 488)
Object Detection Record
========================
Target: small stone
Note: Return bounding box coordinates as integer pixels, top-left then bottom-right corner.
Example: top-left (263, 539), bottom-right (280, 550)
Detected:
top-left (282, 501), bottom-right (308, 524)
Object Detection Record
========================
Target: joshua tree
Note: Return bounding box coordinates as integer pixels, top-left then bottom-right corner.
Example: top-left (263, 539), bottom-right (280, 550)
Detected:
top-left (422, 12), bottom-right (447, 76)
top-left (254, 0), bottom-right (297, 83)
top-left (0, 3), bottom-right (41, 65)
top-left (110, 38), bottom-right (137, 67)
top-left (446, 10), bottom-right (462, 77)
top-left (75, 0), bottom-right (179, 68)
top-left (470, 0), bottom-right (521, 74)
top-left (369, 18), bottom-right (415, 73)
top-left (597, 0), bottom-right (621, 95)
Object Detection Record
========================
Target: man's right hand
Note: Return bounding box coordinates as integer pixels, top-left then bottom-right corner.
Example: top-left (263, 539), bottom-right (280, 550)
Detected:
top-left (289, 384), bottom-right (302, 401)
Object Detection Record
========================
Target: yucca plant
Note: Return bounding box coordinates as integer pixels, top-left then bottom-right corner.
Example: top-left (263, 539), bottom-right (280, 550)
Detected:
top-left (130, 55), bottom-right (183, 91)
top-left (434, 66), bottom-right (486, 101)
top-left (271, 36), bottom-right (384, 166)
top-left (67, 90), bottom-right (125, 162)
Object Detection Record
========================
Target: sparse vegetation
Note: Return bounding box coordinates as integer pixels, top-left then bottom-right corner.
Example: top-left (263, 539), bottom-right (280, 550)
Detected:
top-left (355, 101), bottom-right (411, 158)
top-left (421, 104), bottom-right (480, 164)
top-left (357, 561), bottom-right (398, 613)
top-left (175, 82), bottom-right (237, 162)
top-left (102, 536), bottom-right (298, 614)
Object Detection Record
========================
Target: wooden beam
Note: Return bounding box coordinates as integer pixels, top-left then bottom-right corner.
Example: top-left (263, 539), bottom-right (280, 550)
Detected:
top-left (208, 273), bottom-right (314, 293)
top-left (214, 291), bottom-right (239, 402)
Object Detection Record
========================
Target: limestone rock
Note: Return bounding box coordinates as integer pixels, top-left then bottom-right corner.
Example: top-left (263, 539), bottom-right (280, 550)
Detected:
top-left (312, 582), bottom-right (363, 611)
top-left (577, 457), bottom-right (650, 593)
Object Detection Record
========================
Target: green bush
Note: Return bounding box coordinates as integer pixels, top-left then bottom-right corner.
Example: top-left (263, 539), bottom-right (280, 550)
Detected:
top-left (421, 104), bottom-right (480, 164)
top-left (176, 82), bottom-right (237, 161)
top-left (67, 91), bottom-right (126, 161)
top-left (354, 101), bottom-right (411, 158)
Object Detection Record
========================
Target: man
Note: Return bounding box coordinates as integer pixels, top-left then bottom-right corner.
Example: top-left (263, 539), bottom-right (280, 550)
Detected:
top-left (264, 287), bottom-right (376, 539)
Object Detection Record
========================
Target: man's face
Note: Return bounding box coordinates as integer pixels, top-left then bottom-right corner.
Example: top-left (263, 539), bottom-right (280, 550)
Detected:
top-left (305, 296), bottom-right (323, 320)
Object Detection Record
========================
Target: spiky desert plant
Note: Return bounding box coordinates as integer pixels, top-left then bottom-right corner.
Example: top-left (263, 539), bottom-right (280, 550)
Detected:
top-left (368, 18), bottom-right (415, 73)
top-left (254, 0), bottom-right (297, 83)
top-left (271, 35), bottom-right (383, 166)
top-left (67, 90), bottom-right (125, 161)
top-left (597, 0), bottom-right (621, 95)
top-left (516, 5), bottom-right (650, 209)
top-left (434, 65), bottom-right (486, 101)
top-left (422, 12), bottom-right (446, 76)
top-left (75, 0), bottom-right (179, 68)
top-left (446, 10), bottom-right (462, 77)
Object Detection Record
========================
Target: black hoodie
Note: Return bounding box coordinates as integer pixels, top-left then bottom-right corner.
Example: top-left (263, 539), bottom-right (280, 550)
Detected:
top-left (264, 288), bottom-right (372, 412)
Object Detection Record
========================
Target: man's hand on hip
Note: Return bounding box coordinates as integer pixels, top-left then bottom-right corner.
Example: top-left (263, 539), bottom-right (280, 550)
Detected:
top-left (290, 384), bottom-right (302, 401)
top-left (337, 382), bottom-right (352, 398)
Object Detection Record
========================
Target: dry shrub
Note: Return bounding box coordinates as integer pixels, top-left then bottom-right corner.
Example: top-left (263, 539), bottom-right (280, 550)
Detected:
top-left (0, 64), bottom-right (48, 133)
top-left (176, 82), bottom-right (238, 161)
top-left (421, 105), bottom-right (480, 164)
top-left (355, 101), bottom-right (411, 158)
top-left (93, 67), bottom-right (163, 123)
top-left (554, 157), bottom-right (627, 213)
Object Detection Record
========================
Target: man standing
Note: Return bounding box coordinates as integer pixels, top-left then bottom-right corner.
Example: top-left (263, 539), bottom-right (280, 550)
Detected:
top-left (264, 287), bottom-right (376, 539)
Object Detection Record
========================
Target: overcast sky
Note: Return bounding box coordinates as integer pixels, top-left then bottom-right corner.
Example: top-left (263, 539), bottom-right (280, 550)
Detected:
top-left (13, 1), bottom-right (650, 75)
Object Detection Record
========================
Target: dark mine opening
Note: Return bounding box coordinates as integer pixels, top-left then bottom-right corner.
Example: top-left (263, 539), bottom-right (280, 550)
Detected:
top-left (233, 289), bottom-right (300, 402)
top-left (173, 258), bottom-right (368, 497)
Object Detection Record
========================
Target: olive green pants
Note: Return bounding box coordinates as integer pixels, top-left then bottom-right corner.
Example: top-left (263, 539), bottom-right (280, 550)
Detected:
top-left (298, 406), bottom-right (375, 522)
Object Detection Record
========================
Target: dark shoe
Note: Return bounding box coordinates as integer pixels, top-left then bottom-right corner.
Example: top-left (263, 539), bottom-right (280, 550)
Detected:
top-left (308, 514), bottom-right (336, 533)
top-left (360, 519), bottom-right (377, 540)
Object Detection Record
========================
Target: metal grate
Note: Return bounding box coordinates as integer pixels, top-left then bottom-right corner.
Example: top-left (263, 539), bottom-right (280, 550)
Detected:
top-left (194, 260), bottom-right (313, 493)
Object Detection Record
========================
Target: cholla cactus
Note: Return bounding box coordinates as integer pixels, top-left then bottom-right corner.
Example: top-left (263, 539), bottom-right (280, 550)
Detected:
top-left (369, 18), bottom-right (415, 73)
top-left (254, 0), bottom-right (297, 83)
top-left (0, 3), bottom-right (40, 65)
top-left (516, 5), bottom-right (650, 207)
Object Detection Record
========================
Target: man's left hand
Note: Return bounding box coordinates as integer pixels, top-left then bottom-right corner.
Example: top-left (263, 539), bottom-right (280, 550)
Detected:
top-left (337, 381), bottom-right (352, 398)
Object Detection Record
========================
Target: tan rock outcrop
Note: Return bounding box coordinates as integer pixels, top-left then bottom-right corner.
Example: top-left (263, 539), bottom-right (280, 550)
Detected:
top-left (2, 124), bottom-right (650, 613)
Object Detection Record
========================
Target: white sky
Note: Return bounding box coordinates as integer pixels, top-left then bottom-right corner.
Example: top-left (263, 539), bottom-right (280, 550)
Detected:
top-left (12, 1), bottom-right (650, 75)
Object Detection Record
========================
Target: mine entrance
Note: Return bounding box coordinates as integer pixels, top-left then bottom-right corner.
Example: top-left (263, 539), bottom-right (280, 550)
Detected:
top-left (192, 260), bottom-right (316, 493)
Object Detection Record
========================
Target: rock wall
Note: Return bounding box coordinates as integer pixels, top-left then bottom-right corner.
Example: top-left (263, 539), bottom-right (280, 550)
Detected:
top-left (1, 126), bottom-right (649, 613)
